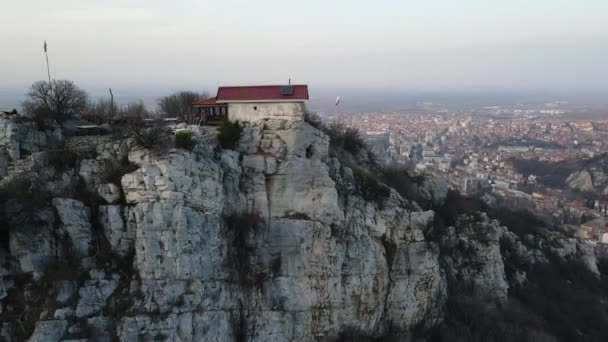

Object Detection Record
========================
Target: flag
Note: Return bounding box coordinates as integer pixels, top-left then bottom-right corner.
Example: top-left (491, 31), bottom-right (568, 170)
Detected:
top-left (335, 96), bottom-right (340, 106)
top-left (44, 40), bottom-right (47, 53)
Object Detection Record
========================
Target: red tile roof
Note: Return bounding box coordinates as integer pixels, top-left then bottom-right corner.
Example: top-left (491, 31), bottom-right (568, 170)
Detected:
top-left (193, 96), bottom-right (218, 106)
top-left (216, 85), bottom-right (309, 102)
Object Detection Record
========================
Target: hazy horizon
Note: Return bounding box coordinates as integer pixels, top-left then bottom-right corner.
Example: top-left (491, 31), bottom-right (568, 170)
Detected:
top-left (2, 1), bottom-right (608, 95)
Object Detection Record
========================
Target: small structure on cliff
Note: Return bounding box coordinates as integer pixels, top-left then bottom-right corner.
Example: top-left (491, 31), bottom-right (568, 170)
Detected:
top-left (192, 84), bottom-right (309, 124)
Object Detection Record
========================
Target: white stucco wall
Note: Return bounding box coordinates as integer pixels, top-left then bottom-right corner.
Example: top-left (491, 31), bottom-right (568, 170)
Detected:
top-left (227, 102), bottom-right (305, 123)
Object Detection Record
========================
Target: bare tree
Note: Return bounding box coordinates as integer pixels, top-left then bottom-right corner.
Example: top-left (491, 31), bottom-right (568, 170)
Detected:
top-left (91, 97), bottom-right (118, 124)
top-left (121, 100), bottom-right (150, 119)
top-left (157, 91), bottom-right (209, 121)
top-left (22, 80), bottom-right (89, 125)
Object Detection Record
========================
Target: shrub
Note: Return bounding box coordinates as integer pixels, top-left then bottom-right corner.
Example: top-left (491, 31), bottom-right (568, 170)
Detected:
top-left (282, 212), bottom-right (311, 220)
top-left (99, 159), bottom-right (139, 186)
top-left (46, 149), bottom-right (79, 173)
top-left (43, 136), bottom-right (81, 172)
top-left (510, 259), bottom-right (608, 342)
top-left (174, 130), bottom-right (194, 150)
top-left (217, 120), bottom-right (243, 150)
top-left (489, 207), bottom-right (546, 240)
top-left (352, 167), bottom-right (390, 208)
top-left (0, 175), bottom-right (33, 202)
top-left (0, 174), bottom-right (50, 221)
top-left (424, 255), bottom-right (608, 342)
top-left (327, 122), bottom-right (367, 155)
top-left (379, 166), bottom-right (424, 202)
top-left (125, 116), bottom-right (172, 152)
top-left (303, 111), bottom-right (323, 130)
top-left (434, 190), bottom-right (485, 226)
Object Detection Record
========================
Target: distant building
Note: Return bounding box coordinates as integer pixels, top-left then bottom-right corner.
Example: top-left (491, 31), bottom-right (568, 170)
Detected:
top-left (192, 84), bottom-right (309, 124)
top-left (601, 233), bottom-right (608, 244)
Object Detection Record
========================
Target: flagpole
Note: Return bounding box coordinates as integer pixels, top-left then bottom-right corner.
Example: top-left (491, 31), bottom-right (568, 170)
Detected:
top-left (44, 41), bottom-right (52, 85)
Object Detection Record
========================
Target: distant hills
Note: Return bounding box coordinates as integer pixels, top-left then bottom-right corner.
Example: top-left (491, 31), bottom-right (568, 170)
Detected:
top-left (2, 83), bottom-right (608, 114)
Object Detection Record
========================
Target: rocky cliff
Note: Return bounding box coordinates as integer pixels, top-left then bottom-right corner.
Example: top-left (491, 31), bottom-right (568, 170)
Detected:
top-left (566, 153), bottom-right (608, 197)
top-left (0, 115), bottom-right (604, 341)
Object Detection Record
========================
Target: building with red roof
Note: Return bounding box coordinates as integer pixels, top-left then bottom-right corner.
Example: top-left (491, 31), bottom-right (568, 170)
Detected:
top-left (192, 84), bottom-right (309, 124)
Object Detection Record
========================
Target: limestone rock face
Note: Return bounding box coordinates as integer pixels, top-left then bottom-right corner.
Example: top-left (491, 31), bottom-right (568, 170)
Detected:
top-left (8, 208), bottom-right (57, 275)
top-left (439, 214), bottom-right (509, 303)
top-left (0, 116), bottom-right (601, 341)
top-left (122, 149), bottom-right (224, 213)
top-left (266, 158), bottom-right (342, 223)
top-left (52, 198), bottom-right (93, 258)
top-left (565, 155), bottom-right (608, 196)
top-left (107, 119), bottom-right (447, 340)
top-left (78, 158), bottom-right (107, 189)
top-left (0, 118), bottom-right (60, 161)
top-left (0, 118), bottom-right (21, 160)
top-left (566, 170), bottom-right (595, 192)
top-left (385, 242), bottom-right (445, 331)
top-left (28, 320), bottom-right (68, 342)
top-left (75, 272), bottom-right (120, 318)
top-left (578, 241), bottom-right (600, 276)
top-left (98, 205), bottom-right (132, 257)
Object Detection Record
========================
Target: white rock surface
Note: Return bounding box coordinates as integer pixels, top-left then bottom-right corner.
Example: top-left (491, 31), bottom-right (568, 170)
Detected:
top-left (441, 214), bottom-right (509, 303)
top-left (0, 116), bottom-right (601, 341)
top-left (52, 198), bottom-right (92, 258)
top-left (28, 320), bottom-right (67, 342)
top-left (75, 277), bottom-right (119, 318)
top-left (386, 242), bottom-right (445, 331)
top-left (98, 205), bottom-right (132, 257)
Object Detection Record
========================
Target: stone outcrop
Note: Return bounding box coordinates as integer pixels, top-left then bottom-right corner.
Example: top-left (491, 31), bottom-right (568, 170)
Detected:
top-left (0, 117), bottom-right (61, 161)
top-left (0, 117), bottom-right (602, 341)
top-left (98, 205), bottom-right (132, 257)
top-left (8, 207), bottom-right (57, 276)
top-left (566, 154), bottom-right (608, 196)
top-left (53, 198), bottom-right (93, 258)
top-left (439, 214), bottom-right (509, 303)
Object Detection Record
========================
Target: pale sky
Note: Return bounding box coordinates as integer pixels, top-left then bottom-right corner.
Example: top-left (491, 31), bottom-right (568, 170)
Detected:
top-left (1, 0), bottom-right (607, 92)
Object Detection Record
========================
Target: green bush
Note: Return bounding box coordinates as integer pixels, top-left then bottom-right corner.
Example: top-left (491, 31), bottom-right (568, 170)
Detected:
top-left (174, 130), bottom-right (194, 150)
top-left (217, 120), bottom-right (243, 150)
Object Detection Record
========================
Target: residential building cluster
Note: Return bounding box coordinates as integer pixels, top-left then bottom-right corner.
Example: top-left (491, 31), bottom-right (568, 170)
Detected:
top-left (327, 104), bottom-right (608, 244)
